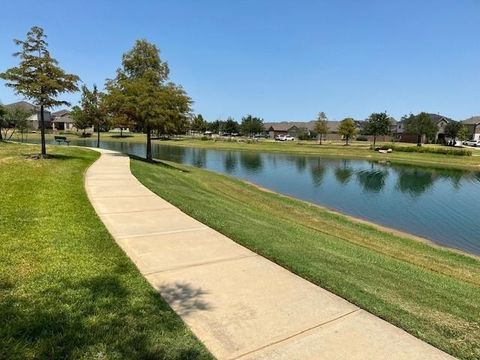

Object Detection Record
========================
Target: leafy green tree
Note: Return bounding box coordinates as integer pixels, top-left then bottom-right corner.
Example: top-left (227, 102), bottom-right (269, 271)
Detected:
top-left (314, 112), bottom-right (329, 144)
top-left (403, 112), bottom-right (437, 146)
top-left (207, 120), bottom-right (223, 134)
top-left (0, 104), bottom-right (6, 141)
top-left (363, 111), bottom-right (391, 147)
top-left (2, 106), bottom-right (32, 140)
top-left (73, 85), bottom-right (107, 146)
top-left (444, 121), bottom-right (462, 141)
top-left (70, 105), bottom-right (92, 136)
top-left (338, 118), bottom-right (357, 145)
top-left (0, 26), bottom-right (79, 157)
top-left (191, 114), bottom-right (208, 133)
top-left (457, 126), bottom-right (470, 142)
top-left (240, 115), bottom-right (264, 137)
top-left (104, 39), bottom-right (191, 161)
top-left (224, 117), bottom-right (239, 134)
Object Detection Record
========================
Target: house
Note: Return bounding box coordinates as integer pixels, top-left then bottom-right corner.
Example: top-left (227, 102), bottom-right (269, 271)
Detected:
top-left (52, 109), bottom-right (76, 131)
top-left (263, 120), bottom-right (362, 140)
top-left (395, 113), bottom-right (452, 144)
top-left (462, 117), bottom-right (480, 141)
top-left (52, 109), bottom-right (94, 133)
top-left (5, 101), bottom-right (52, 130)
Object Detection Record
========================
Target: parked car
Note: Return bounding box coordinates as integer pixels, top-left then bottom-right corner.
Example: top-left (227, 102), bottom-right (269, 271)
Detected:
top-left (275, 135), bottom-right (295, 141)
top-left (465, 139), bottom-right (480, 147)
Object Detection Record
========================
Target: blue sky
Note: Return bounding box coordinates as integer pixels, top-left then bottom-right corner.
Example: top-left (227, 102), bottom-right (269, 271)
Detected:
top-left (1, 0), bottom-right (479, 121)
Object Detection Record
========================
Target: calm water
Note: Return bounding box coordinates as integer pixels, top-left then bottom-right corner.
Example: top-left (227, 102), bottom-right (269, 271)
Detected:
top-left (43, 139), bottom-right (480, 255)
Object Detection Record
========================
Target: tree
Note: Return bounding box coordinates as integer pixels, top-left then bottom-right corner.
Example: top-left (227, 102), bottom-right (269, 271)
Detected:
top-left (403, 112), bottom-right (437, 146)
top-left (240, 115), bottom-right (264, 137)
top-left (224, 117), bottom-right (239, 134)
top-left (207, 119), bottom-right (223, 134)
top-left (0, 104), bottom-right (6, 141)
top-left (191, 114), bottom-right (207, 133)
top-left (444, 121), bottom-right (462, 141)
top-left (104, 39), bottom-right (191, 161)
top-left (457, 126), bottom-right (470, 142)
top-left (2, 106), bottom-right (32, 140)
top-left (338, 118), bottom-right (357, 145)
top-left (314, 112), bottom-right (329, 144)
top-left (363, 111), bottom-right (391, 147)
top-left (73, 85), bottom-right (107, 146)
top-left (70, 105), bottom-right (92, 136)
top-left (0, 26), bottom-right (79, 157)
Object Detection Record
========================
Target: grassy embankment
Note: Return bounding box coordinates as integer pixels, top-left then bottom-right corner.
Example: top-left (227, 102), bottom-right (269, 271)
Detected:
top-left (20, 132), bottom-right (480, 171)
top-left (0, 143), bottom-right (212, 360)
top-left (132, 158), bottom-right (480, 360)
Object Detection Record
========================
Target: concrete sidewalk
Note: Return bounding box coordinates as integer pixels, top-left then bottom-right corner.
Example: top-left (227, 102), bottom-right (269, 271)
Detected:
top-left (85, 149), bottom-right (454, 360)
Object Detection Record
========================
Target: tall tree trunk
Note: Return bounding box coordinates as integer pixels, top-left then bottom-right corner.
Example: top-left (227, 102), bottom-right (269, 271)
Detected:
top-left (373, 135), bottom-right (376, 148)
top-left (417, 134), bottom-right (421, 147)
top-left (318, 134), bottom-right (322, 145)
top-left (120, 127), bottom-right (123, 137)
top-left (96, 122), bottom-right (100, 148)
top-left (0, 127), bottom-right (3, 141)
top-left (40, 104), bottom-right (47, 157)
top-left (146, 124), bottom-right (152, 161)
top-left (346, 136), bottom-right (349, 145)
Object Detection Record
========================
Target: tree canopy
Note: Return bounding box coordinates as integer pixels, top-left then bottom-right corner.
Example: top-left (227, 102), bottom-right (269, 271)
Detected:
top-left (240, 115), bottom-right (264, 136)
top-left (190, 114), bottom-right (208, 133)
top-left (363, 111), bottom-right (391, 147)
top-left (444, 121), bottom-right (462, 140)
top-left (403, 112), bottom-right (437, 146)
top-left (314, 112), bottom-right (329, 144)
top-left (104, 39), bottom-right (191, 161)
top-left (0, 26), bottom-right (79, 156)
top-left (1, 105), bottom-right (32, 140)
top-left (0, 104), bottom-right (6, 141)
top-left (338, 118), bottom-right (357, 145)
top-left (457, 126), bottom-right (470, 142)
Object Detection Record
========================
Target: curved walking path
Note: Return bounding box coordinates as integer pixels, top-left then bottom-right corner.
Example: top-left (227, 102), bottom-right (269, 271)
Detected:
top-left (85, 148), bottom-right (454, 360)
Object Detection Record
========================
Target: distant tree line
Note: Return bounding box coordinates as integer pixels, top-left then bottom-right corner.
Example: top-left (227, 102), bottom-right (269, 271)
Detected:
top-left (190, 114), bottom-right (264, 137)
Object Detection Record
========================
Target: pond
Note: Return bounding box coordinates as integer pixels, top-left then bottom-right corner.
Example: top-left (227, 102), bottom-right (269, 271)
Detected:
top-left (43, 138), bottom-right (480, 255)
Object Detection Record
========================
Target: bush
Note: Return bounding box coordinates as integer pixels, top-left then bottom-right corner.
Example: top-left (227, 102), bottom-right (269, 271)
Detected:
top-left (376, 144), bottom-right (472, 156)
top-left (200, 136), bottom-right (211, 141)
top-left (356, 135), bottom-right (368, 141)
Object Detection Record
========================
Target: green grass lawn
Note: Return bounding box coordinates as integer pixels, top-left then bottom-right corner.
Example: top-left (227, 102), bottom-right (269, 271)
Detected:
top-left (131, 158), bottom-right (480, 360)
top-left (0, 143), bottom-right (212, 360)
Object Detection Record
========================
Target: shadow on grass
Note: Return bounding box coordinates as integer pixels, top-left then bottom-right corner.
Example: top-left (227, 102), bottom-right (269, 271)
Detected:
top-left (0, 272), bottom-right (211, 359)
top-left (129, 154), bottom-right (190, 173)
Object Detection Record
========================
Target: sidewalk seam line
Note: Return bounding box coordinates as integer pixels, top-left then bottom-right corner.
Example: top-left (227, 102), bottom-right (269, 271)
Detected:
top-left (143, 254), bottom-right (259, 276)
top-left (115, 227), bottom-right (210, 239)
top-left (230, 309), bottom-right (361, 360)
top-left (98, 207), bottom-right (175, 215)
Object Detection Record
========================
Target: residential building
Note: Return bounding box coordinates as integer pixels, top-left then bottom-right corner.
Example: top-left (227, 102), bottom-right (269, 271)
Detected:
top-left (5, 101), bottom-right (52, 130)
top-left (395, 113), bottom-right (452, 143)
top-left (263, 120), bottom-right (362, 140)
top-left (52, 109), bottom-right (94, 133)
top-left (462, 117), bottom-right (480, 141)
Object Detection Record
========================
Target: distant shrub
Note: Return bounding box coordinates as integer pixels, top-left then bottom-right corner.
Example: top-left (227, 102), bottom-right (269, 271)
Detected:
top-left (376, 144), bottom-right (472, 156)
top-left (356, 135), bottom-right (368, 141)
top-left (200, 136), bottom-right (211, 141)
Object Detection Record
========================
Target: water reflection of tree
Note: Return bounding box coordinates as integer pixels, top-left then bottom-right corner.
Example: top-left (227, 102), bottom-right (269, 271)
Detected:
top-left (334, 160), bottom-right (353, 185)
top-left (356, 165), bottom-right (389, 193)
top-left (295, 156), bottom-right (307, 172)
top-left (395, 168), bottom-right (435, 197)
top-left (310, 159), bottom-right (326, 187)
top-left (239, 152), bottom-right (263, 173)
top-left (154, 145), bottom-right (186, 163)
top-left (191, 148), bottom-right (207, 168)
top-left (224, 151), bottom-right (237, 173)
